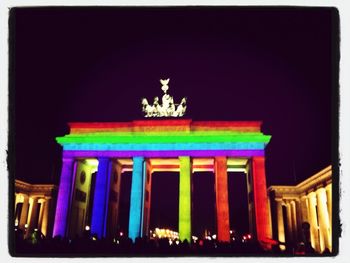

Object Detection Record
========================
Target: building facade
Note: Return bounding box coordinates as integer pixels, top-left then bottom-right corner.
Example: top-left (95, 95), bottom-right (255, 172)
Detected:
top-left (268, 165), bottom-right (332, 253)
top-left (14, 180), bottom-right (57, 238)
top-left (52, 119), bottom-right (273, 248)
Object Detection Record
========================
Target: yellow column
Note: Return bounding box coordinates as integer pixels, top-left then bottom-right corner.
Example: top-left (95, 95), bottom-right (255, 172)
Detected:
top-left (15, 193), bottom-right (20, 210)
top-left (325, 183), bottom-right (332, 251)
top-left (290, 201), bottom-right (297, 243)
top-left (300, 196), bottom-right (309, 224)
top-left (286, 201), bottom-right (293, 244)
top-left (27, 197), bottom-right (39, 237)
top-left (295, 199), bottom-right (303, 241)
top-left (276, 199), bottom-right (286, 251)
top-left (307, 191), bottom-right (320, 252)
top-left (14, 194), bottom-right (24, 225)
top-left (41, 198), bottom-right (51, 237)
top-left (316, 187), bottom-right (331, 252)
top-left (19, 194), bottom-right (29, 230)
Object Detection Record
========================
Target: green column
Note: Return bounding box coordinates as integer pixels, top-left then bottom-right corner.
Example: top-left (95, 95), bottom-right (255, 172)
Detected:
top-left (178, 156), bottom-right (191, 242)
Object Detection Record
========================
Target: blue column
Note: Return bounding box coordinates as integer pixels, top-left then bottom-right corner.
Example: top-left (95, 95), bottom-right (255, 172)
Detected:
top-left (53, 157), bottom-right (75, 238)
top-left (128, 156), bottom-right (145, 242)
top-left (91, 158), bottom-right (112, 239)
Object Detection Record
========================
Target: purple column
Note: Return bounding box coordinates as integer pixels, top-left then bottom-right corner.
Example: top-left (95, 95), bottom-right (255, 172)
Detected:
top-left (91, 158), bottom-right (112, 239)
top-left (53, 157), bottom-right (75, 238)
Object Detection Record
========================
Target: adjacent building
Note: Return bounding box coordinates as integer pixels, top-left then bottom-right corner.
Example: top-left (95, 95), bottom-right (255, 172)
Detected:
top-left (268, 165), bottom-right (332, 253)
top-left (14, 179), bottom-right (57, 238)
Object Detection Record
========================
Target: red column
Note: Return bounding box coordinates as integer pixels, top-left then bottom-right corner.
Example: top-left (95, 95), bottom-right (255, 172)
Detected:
top-left (252, 156), bottom-right (272, 246)
top-left (142, 160), bottom-right (152, 237)
top-left (215, 156), bottom-right (230, 242)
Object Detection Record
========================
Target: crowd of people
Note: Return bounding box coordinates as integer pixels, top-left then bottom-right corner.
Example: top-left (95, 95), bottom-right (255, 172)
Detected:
top-left (12, 227), bottom-right (322, 256)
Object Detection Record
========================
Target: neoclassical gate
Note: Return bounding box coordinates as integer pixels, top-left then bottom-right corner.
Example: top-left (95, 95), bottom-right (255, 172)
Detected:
top-left (52, 120), bottom-right (272, 247)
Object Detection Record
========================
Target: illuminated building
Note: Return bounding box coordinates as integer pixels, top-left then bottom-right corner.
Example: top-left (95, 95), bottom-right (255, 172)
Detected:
top-left (52, 119), bottom-right (273, 249)
top-left (268, 165), bottom-right (332, 253)
top-left (151, 228), bottom-right (179, 240)
top-left (14, 179), bottom-right (57, 238)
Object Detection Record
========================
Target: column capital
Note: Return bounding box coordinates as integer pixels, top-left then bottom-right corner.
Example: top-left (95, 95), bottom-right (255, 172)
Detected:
top-left (275, 197), bottom-right (284, 203)
top-left (30, 196), bottom-right (39, 202)
top-left (300, 195), bottom-right (308, 200)
top-left (62, 157), bottom-right (75, 163)
top-left (316, 187), bottom-right (326, 194)
top-left (307, 191), bottom-right (316, 198)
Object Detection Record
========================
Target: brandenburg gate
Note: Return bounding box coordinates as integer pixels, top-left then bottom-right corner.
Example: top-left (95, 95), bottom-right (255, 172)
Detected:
top-left (52, 80), bottom-right (273, 248)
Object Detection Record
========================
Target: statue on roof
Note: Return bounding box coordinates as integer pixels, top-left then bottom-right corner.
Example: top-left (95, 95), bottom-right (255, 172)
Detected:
top-left (141, 78), bottom-right (187, 117)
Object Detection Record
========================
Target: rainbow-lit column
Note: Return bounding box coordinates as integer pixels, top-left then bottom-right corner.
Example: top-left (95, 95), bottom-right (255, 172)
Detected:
top-left (91, 158), bottom-right (112, 239)
top-left (128, 157), bottom-right (146, 242)
top-left (178, 156), bottom-right (191, 242)
top-left (215, 156), bottom-right (230, 242)
top-left (251, 156), bottom-right (272, 246)
top-left (53, 157), bottom-right (76, 237)
top-left (107, 161), bottom-right (123, 237)
top-left (142, 160), bottom-right (153, 237)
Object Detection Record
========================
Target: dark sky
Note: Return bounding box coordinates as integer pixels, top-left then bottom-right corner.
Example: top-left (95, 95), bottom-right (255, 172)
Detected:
top-left (10, 7), bottom-right (338, 235)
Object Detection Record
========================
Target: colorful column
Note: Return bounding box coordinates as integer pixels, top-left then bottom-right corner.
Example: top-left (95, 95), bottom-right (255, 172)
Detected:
top-left (178, 156), bottom-right (191, 242)
top-left (214, 156), bottom-right (230, 242)
top-left (245, 165), bottom-right (255, 235)
top-left (128, 157), bottom-right (145, 242)
top-left (53, 157), bottom-right (75, 238)
top-left (107, 161), bottom-right (122, 238)
top-left (91, 158), bottom-right (112, 239)
top-left (142, 160), bottom-right (153, 237)
top-left (251, 156), bottom-right (272, 245)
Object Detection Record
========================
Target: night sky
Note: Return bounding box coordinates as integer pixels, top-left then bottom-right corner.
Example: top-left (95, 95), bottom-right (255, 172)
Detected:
top-left (10, 7), bottom-right (338, 236)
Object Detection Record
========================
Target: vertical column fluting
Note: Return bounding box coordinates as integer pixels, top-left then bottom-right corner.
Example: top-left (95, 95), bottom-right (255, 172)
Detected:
top-left (53, 157), bottom-right (75, 238)
top-left (307, 191), bottom-right (319, 252)
top-left (128, 157), bottom-right (145, 242)
top-left (41, 198), bottom-right (51, 237)
top-left (285, 202), bottom-right (293, 244)
top-left (316, 187), bottom-right (331, 252)
top-left (290, 201), bottom-right (298, 243)
top-left (214, 156), bottom-right (230, 242)
top-left (251, 156), bottom-right (272, 245)
top-left (178, 156), bottom-right (191, 242)
top-left (27, 197), bottom-right (39, 236)
top-left (19, 194), bottom-right (29, 230)
top-left (91, 158), bottom-right (112, 239)
top-left (295, 199), bottom-right (303, 242)
top-left (276, 199), bottom-right (286, 251)
top-left (300, 196), bottom-right (309, 224)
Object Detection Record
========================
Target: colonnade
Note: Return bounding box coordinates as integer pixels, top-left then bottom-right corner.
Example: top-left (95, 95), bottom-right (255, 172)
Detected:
top-left (268, 166), bottom-right (332, 253)
top-left (14, 189), bottom-right (53, 237)
top-left (53, 155), bottom-right (272, 246)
